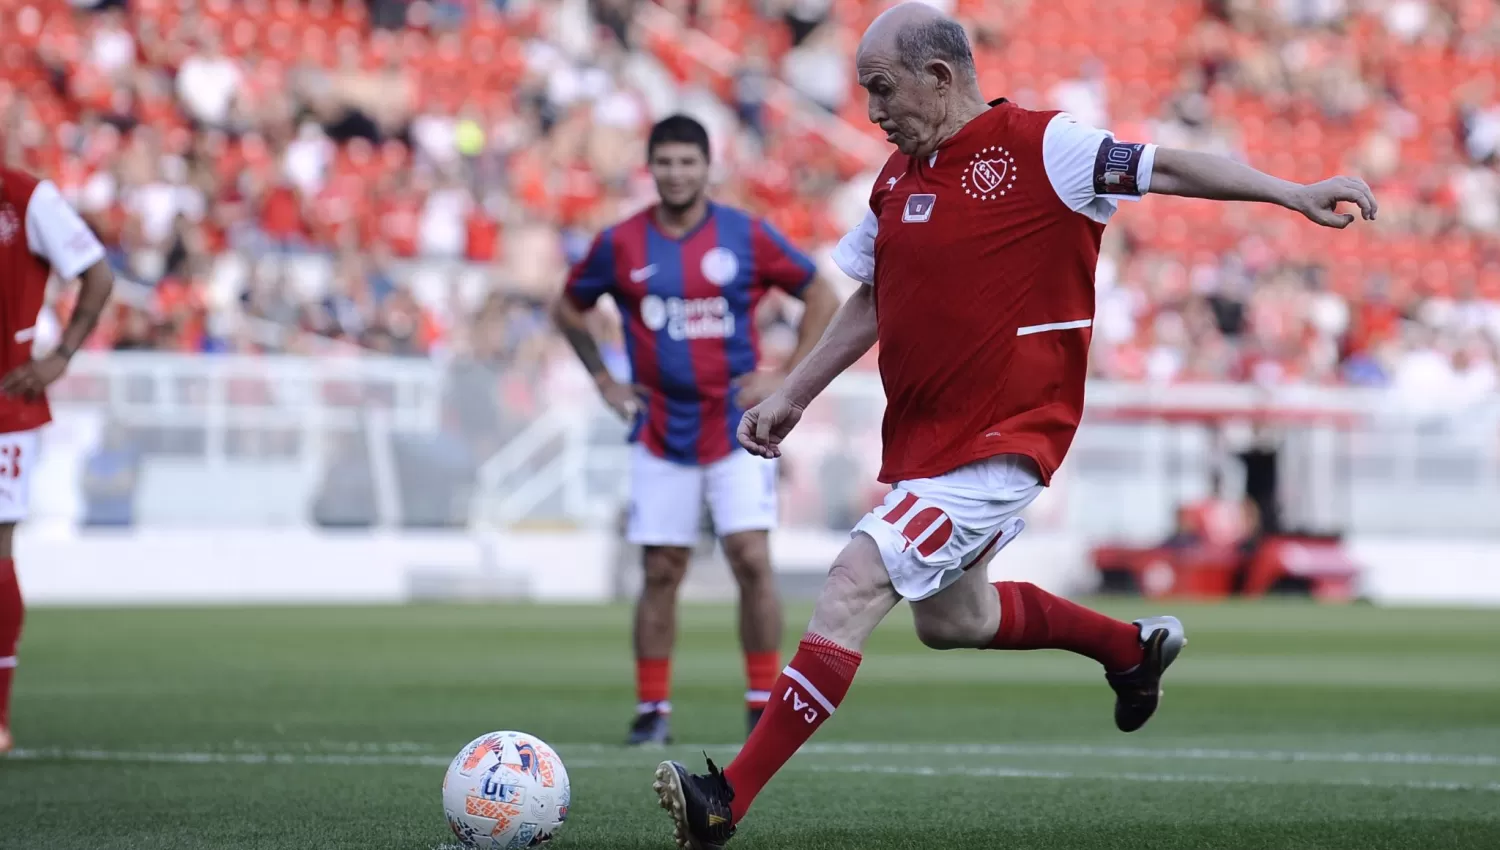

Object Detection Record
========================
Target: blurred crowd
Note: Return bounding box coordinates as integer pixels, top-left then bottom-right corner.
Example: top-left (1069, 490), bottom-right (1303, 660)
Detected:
top-left (3, 0), bottom-right (1500, 411)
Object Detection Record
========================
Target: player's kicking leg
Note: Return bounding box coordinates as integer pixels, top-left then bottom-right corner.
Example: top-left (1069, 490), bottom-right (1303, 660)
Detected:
top-left (883, 455), bottom-right (1185, 732)
top-left (910, 555), bottom-right (1186, 733)
top-left (862, 454), bottom-right (1187, 731)
top-left (653, 455), bottom-right (1187, 847)
top-left (655, 533), bottom-right (899, 849)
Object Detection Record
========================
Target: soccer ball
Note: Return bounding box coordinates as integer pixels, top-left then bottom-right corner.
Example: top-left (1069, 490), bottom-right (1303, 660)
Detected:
top-left (442, 731), bottom-right (571, 849)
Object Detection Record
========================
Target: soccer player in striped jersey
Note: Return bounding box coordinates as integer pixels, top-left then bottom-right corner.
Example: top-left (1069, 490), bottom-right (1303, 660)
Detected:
top-left (553, 115), bottom-right (840, 745)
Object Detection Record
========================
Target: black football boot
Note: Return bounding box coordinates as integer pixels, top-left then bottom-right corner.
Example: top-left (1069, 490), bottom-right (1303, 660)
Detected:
top-left (653, 755), bottom-right (737, 850)
top-left (1106, 615), bottom-right (1187, 732)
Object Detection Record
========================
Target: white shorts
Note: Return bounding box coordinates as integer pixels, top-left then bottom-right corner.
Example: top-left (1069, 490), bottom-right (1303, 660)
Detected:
top-left (626, 443), bottom-right (778, 547)
top-left (853, 454), bottom-right (1043, 601)
top-left (0, 428), bottom-right (41, 524)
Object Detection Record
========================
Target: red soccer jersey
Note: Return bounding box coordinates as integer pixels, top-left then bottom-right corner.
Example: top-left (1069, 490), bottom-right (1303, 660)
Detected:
top-left (0, 168), bottom-right (108, 433)
top-left (832, 101), bottom-right (1156, 485)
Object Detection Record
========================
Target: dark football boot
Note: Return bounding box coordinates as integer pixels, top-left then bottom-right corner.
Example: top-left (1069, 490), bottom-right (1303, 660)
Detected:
top-left (653, 755), bottom-right (736, 850)
top-left (626, 709), bottom-right (673, 746)
top-left (1106, 615), bottom-right (1187, 732)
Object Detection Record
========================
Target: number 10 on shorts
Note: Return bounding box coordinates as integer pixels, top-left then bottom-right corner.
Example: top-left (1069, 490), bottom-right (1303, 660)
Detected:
top-left (879, 491), bottom-right (954, 557)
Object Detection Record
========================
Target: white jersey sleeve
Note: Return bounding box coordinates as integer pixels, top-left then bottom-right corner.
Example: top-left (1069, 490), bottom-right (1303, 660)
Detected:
top-left (25, 179), bottom-right (107, 280)
top-left (1042, 112), bottom-right (1156, 225)
top-left (832, 208), bottom-right (877, 286)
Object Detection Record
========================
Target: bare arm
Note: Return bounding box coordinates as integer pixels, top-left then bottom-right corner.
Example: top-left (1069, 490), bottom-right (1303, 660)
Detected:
top-left (550, 296), bottom-right (610, 383)
top-left (0, 258), bottom-right (114, 400)
top-left (56, 259), bottom-right (115, 359)
top-left (550, 295), bottom-right (640, 420)
top-left (781, 285), bottom-right (878, 408)
top-left (1148, 148), bottom-right (1377, 228)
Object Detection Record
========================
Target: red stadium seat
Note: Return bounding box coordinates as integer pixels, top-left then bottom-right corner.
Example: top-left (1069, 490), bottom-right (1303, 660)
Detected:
top-left (1, 0), bottom-right (1491, 368)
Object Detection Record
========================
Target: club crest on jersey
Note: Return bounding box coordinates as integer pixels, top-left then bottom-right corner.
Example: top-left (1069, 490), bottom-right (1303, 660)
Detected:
top-left (0, 205), bottom-right (18, 246)
top-left (902, 194), bottom-right (937, 223)
top-left (963, 146), bottom-right (1017, 200)
top-left (700, 246), bottom-right (739, 287)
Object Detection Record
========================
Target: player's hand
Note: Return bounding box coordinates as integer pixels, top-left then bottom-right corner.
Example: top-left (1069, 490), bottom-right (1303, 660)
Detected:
top-left (0, 353), bottom-right (68, 401)
top-left (597, 376), bottom-right (647, 422)
top-left (731, 370), bottom-right (784, 410)
top-left (1290, 177), bottom-right (1378, 228)
top-left (737, 391), bottom-right (804, 459)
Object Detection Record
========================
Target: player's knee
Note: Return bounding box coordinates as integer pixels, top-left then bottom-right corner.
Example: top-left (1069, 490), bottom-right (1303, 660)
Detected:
top-left (807, 538), bottom-right (898, 651)
top-left (721, 532), bottom-right (772, 587)
top-left (823, 558), bottom-right (878, 605)
top-left (641, 547), bottom-right (690, 591)
top-left (813, 552), bottom-right (885, 622)
top-left (730, 561), bottom-right (774, 594)
top-left (911, 615), bottom-right (975, 650)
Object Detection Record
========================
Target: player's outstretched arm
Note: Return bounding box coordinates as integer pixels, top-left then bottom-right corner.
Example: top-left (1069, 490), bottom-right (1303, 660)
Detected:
top-left (737, 286), bottom-right (877, 458)
top-left (1147, 148), bottom-right (1378, 228)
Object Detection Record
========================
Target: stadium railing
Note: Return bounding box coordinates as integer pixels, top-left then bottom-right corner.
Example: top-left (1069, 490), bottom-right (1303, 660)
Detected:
top-left (37, 353), bottom-right (1500, 539)
top-left (473, 373), bottom-right (1500, 541)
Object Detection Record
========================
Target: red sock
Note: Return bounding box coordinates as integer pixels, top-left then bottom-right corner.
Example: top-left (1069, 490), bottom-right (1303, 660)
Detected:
top-left (0, 558), bottom-right (21, 729)
top-left (724, 634), bottom-right (860, 822)
top-left (988, 581), bottom-right (1143, 673)
top-left (635, 657), bottom-right (671, 713)
top-left (743, 650), bottom-right (779, 711)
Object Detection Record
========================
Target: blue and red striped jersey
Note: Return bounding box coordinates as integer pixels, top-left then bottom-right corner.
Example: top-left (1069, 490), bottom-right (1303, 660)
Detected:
top-left (564, 202), bottom-right (817, 465)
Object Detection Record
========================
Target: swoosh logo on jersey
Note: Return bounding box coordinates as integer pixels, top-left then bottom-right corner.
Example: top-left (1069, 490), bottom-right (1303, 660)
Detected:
top-left (629, 265), bottom-right (658, 283)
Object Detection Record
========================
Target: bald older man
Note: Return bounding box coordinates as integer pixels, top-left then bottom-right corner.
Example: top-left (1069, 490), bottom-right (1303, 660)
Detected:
top-left (652, 5), bottom-right (1377, 847)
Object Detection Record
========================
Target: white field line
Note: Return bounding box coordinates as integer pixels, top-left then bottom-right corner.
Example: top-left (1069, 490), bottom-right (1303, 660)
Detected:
top-left (213, 740), bottom-right (438, 754)
top-left (7, 747), bottom-right (1500, 794)
top-left (3, 749), bottom-right (614, 770)
top-left (558, 741), bottom-right (1500, 768)
top-left (16, 741), bottom-right (1499, 768)
top-left (791, 742), bottom-right (1500, 768)
top-left (806, 763), bottom-right (1500, 794)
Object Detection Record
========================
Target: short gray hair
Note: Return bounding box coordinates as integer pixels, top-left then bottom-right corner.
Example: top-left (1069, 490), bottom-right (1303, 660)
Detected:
top-left (895, 18), bottom-right (976, 81)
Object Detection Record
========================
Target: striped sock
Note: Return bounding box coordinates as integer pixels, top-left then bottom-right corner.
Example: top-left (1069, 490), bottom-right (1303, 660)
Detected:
top-left (635, 657), bottom-right (671, 714)
top-left (743, 650), bottom-right (779, 712)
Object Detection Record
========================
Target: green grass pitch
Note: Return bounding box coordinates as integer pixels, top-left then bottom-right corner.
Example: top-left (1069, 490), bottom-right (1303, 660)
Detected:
top-left (2, 600), bottom-right (1498, 850)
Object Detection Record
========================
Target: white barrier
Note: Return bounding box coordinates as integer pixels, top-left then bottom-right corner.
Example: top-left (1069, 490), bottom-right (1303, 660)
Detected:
top-left (1345, 537), bottom-right (1500, 606)
top-left (14, 527), bottom-right (1500, 607)
top-left (13, 527), bottom-right (621, 606)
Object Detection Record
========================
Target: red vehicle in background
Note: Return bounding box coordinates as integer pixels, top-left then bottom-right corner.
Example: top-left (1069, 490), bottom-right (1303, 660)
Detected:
top-left (1090, 403), bottom-right (1363, 602)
